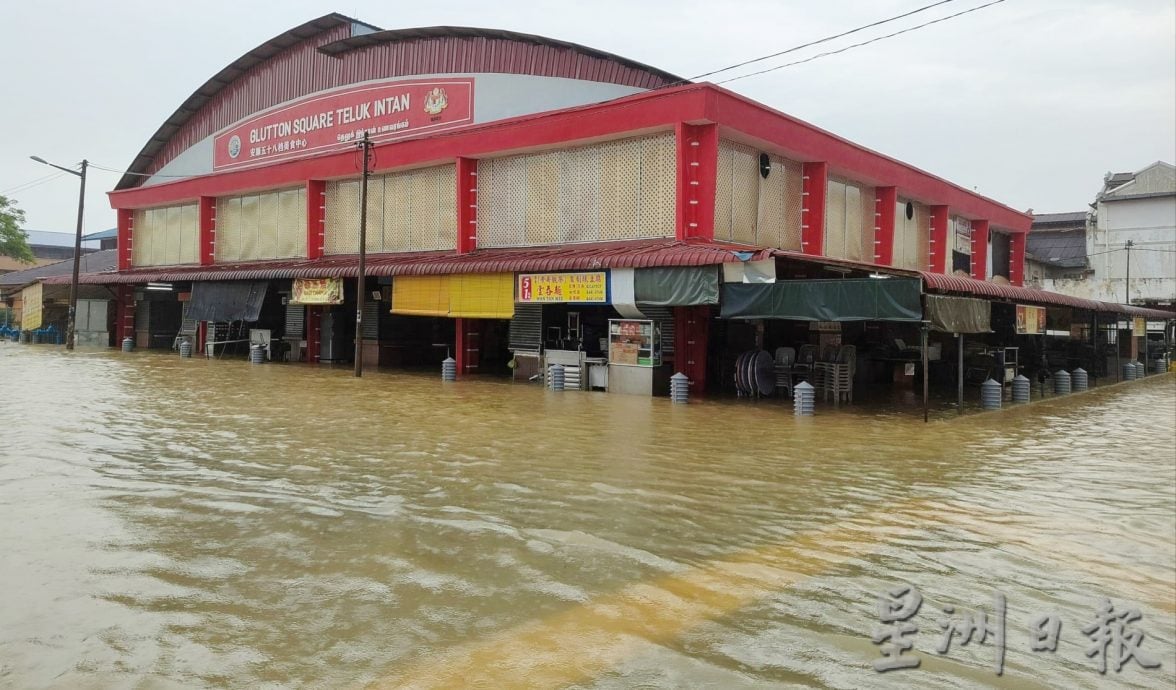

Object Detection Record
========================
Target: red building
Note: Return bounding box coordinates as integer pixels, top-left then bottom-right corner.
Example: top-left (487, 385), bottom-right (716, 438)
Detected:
top-left (60, 12), bottom-right (1167, 396)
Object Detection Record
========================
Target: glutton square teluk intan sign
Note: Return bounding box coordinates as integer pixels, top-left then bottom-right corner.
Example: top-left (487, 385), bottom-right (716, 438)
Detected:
top-left (213, 78), bottom-right (474, 171)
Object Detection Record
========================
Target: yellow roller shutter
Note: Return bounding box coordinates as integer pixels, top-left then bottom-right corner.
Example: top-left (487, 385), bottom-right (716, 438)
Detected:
top-left (449, 273), bottom-right (515, 319)
top-left (391, 275), bottom-right (451, 316)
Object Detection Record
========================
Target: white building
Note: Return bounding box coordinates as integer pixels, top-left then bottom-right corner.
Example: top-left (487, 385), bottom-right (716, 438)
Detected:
top-left (1041, 161), bottom-right (1175, 306)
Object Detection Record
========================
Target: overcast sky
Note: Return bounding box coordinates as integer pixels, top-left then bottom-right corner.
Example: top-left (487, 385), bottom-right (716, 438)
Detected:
top-left (1, 0), bottom-right (1173, 235)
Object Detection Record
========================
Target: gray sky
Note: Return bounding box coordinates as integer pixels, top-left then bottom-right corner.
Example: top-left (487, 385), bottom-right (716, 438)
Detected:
top-left (1, 0), bottom-right (1173, 235)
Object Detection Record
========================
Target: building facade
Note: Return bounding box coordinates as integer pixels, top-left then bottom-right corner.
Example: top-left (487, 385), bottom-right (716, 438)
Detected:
top-left (49, 12), bottom-right (1174, 394)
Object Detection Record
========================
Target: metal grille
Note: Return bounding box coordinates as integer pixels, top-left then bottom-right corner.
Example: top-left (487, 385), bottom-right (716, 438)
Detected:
top-left (914, 202), bottom-right (930, 270)
top-left (717, 141), bottom-right (803, 249)
top-left (844, 183), bottom-right (863, 261)
top-left (714, 140), bottom-right (734, 242)
top-left (730, 146), bottom-right (759, 244)
top-left (638, 305), bottom-right (675, 355)
top-left (362, 300), bottom-right (380, 339)
top-left (325, 165), bottom-right (456, 254)
top-left (824, 179), bottom-right (847, 259)
top-left (131, 202), bottom-right (198, 267)
top-left (284, 303), bottom-right (305, 338)
top-left (480, 133), bottom-right (676, 247)
top-left (216, 197), bottom-right (242, 262)
top-left (508, 302), bottom-right (543, 351)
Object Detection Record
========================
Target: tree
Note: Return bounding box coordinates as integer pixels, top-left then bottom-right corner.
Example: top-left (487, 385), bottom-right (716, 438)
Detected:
top-left (0, 195), bottom-right (34, 263)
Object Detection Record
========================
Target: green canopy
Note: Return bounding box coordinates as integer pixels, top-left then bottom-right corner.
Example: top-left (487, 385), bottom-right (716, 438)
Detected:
top-left (633, 266), bottom-right (720, 306)
top-left (925, 295), bottom-right (991, 333)
top-left (720, 278), bottom-right (923, 321)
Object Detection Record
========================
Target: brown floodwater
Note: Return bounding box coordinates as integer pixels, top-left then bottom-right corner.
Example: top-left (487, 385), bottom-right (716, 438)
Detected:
top-left (1, 344), bottom-right (1173, 689)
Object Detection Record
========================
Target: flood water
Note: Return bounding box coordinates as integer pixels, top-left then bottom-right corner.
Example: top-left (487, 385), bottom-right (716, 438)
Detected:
top-left (1, 344), bottom-right (1173, 689)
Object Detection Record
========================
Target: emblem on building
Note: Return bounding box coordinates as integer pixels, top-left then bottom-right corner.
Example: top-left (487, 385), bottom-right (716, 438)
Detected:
top-left (228, 135), bottom-right (242, 159)
top-left (423, 88), bottom-right (448, 116)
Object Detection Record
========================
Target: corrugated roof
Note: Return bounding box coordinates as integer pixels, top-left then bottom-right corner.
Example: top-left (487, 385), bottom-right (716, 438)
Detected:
top-left (43, 240), bottom-right (773, 286)
top-left (0, 249), bottom-right (119, 290)
top-left (315, 26), bottom-right (683, 84)
top-left (1031, 211), bottom-right (1087, 227)
top-left (1026, 229), bottom-right (1088, 268)
top-left (921, 271), bottom-right (1172, 318)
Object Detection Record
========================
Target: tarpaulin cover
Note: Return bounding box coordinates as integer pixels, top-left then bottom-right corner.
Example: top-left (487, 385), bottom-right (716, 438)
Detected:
top-left (187, 281), bottom-right (267, 322)
top-left (634, 266), bottom-right (720, 306)
top-left (720, 278), bottom-right (923, 321)
top-left (925, 294), bottom-right (991, 333)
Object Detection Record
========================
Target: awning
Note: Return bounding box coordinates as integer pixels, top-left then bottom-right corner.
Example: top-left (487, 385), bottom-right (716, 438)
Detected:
top-left (720, 278), bottom-right (923, 321)
top-left (634, 266), bottom-right (719, 306)
top-left (925, 295), bottom-right (990, 333)
top-left (392, 273), bottom-right (514, 318)
top-left (187, 281), bottom-right (268, 322)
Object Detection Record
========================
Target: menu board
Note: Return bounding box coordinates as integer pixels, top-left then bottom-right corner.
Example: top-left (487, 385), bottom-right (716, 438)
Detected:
top-left (608, 319), bottom-right (661, 367)
top-left (1015, 305), bottom-right (1047, 335)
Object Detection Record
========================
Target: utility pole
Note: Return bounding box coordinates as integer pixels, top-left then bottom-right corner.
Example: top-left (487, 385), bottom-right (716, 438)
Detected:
top-left (29, 156), bottom-right (86, 350)
top-left (353, 132), bottom-right (372, 377)
top-left (1124, 239), bottom-right (1133, 305)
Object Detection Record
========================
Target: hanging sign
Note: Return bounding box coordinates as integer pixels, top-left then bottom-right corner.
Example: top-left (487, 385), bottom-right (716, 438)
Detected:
top-left (517, 272), bottom-right (607, 303)
top-left (291, 278), bottom-right (344, 305)
top-left (1133, 317), bottom-right (1146, 337)
top-left (213, 78), bottom-right (474, 171)
top-left (1015, 305), bottom-right (1047, 335)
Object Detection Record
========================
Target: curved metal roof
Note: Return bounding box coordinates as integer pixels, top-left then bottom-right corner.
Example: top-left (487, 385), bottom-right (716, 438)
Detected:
top-left (116, 17), bottom-right (682, 191)
top-left (315, 26), bottom-right (683, 85)
top-left (921, 271), bottom-right (1173, 318)
top-left (116, 13), bottom-right (367, 191)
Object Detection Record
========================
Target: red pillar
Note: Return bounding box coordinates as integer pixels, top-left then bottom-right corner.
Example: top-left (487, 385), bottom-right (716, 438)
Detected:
top-left (929, 205), bottom-right (949, 273)
top-left (874, 186), bottom-right (897, 265)
top-left (456, 157), bottom-right (478, 254)
top-left (115, 284), bottom-right (135, 344)
top-left (801, 162), bottom-right (828, 255)
top-left (674, 305), bottom-right (710, 395)
top-left (454, 318), bottom-right (482, 377)
top-left (307, 180), bottom-right (326, 260)
top-left (1009, 231), bottom-right (1026, 286)
top-left (970, 219), bottom-right (990, 280)
top-left (116, 208), bottom-right (133, 270)
top-left (675, 122), bottom-right (718, 241)
top-left (198, 196), bottom-right (216, 265)
top-left (306, 307), bottom-right (322, 362)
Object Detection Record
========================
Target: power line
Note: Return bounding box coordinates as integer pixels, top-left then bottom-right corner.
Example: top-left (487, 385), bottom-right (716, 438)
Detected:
top-left (717, 0), bottom-right (1008, 85)
top-left (88, 162), bottom-right (197, 178)
top-left (1, 170), bottom-right (70, 197)
top-left (678, 0), bottom-right (958, 85)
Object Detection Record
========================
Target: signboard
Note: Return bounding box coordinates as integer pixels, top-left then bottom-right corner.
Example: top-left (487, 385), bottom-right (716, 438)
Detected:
top-left (20, 282), bottom-right (42, 331)
top-left (291, 278), bottom-right (344, 305)
top-left (517, 272), bottom-right (607, 304)
top-left (1133, 317), bottom-right (1146, 337)
top-left (213, 78), bottom-right (474, 171)
top-left (1015, 305), bottom-right (1047, 335)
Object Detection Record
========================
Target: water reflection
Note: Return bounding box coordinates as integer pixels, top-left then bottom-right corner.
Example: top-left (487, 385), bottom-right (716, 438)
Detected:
top-left (0, 346), bottom-right (1172, 688)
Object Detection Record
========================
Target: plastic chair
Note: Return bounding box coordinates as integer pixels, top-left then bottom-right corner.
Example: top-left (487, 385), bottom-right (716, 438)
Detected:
top-left (774, 347), bottom-right (796, 398)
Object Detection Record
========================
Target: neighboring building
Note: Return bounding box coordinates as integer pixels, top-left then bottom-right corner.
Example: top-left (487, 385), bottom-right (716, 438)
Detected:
top-left (1040, 162), bottom-right (1175, 306)
top-left (1025, 211), bottom-right (1091, 289)
top-left (0, 249), bottom-right (119, 340)
top-left (82, 228), bottom-right (119, 251)
top-left (0, 230), bottom-right (100, 274)
top-left (42, 12), bottom-right (1170, 391)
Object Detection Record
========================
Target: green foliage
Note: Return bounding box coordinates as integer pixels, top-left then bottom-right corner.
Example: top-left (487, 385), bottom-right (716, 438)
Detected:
top-left (0, 195), bottom-right (34, 263)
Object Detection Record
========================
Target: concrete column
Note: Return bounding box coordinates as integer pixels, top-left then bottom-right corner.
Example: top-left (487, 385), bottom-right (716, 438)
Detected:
top-left (456, 157), bottom-right (478, 254)
top-left (801, 162), bottom-right (828, 255)
top-left (929, 205), bottom-right (950, 273)
top-left (874, 186), bottom-right (897, 265)
top-left (970, 219), bottom-right (990, 280)
top-left (675, 122), bottom-right (718, 241)
top-left (1010, 231), bottom-right (1027, 286)
top-left (307, 180), bottom-right (326, 260)
top-left (674, 305), bottom-right (710, 395)
top-left (116, 208), bottom-right (133, 271)
top-left (455, 317), bottom-right (482, 377)
top-left (198, 196), bottom-right (216, 265)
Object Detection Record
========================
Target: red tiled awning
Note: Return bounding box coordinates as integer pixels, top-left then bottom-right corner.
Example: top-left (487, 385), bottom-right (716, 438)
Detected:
top-left (921, 271), bottom-right (1174, 319)
top-left (45, 239), bottom-right (776, 286)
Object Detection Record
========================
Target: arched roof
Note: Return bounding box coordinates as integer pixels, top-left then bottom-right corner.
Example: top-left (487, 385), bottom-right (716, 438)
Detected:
top-left (117, 14), bottom-right (683, 190)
